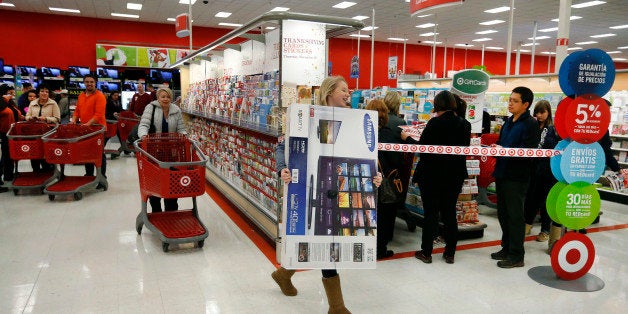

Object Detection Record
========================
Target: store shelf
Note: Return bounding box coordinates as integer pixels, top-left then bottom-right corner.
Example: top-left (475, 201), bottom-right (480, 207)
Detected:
top-left (184, 110), bottom-right (281, 137)
top-left (619, 161), bottom-right (628, 166)
top-left (597, 188), bottom-right (628, 204)
top-left (611, 147), bottom-right (628, 152)
top-left (610, 134), bottom-right (628, 139)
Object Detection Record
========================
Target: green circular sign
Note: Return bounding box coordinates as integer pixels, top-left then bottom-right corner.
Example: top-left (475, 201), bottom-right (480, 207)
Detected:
top-left (555, 181), bottom-right (601, 230)
top-left (546, 181), bottom-right (568, 224)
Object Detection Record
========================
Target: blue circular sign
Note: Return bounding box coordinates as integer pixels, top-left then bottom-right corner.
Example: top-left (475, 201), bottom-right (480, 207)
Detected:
top-left (559, 141), bottom-right (605, 184)
top-left (558, 51), bottom-right (582, 97)
top-left (566, 49), bottom-right (616, 97)
top-left (551, 139), bottom-right (571, 183)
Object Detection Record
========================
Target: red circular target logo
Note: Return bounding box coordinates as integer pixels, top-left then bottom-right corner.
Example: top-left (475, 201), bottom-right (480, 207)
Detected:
top-left (411, 145), bottom-right (418, 152)
top-left (454, 147), bottom-right (461, 154)
top-left (21, 145), bottom-right (30, 152)
top-left (384, 144), bottom-right (391, 150)
top-left (445, 146), bottom-right (452, 154)
top-left (393, 144), bottom-right (400, 151)
top-left (436, 146), bottom-right (443, 153)
top-left (490, 148), bottom-right (497, 156)
top-left (550, 232), bottom-right (595, 280)
top-left (180, 176), bottom-right (191, 187)
top-left (428, 146), bottom-right (435, 153)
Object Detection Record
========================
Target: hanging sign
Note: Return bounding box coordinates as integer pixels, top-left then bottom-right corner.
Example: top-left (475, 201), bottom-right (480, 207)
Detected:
top-left (563, 96), bottom-right (611, 143)
top-left (388, 56), bottom-right (398, 79)
top-left (175, 13), bottom-right (190, 38)
top-left (410, 0), bottom-right (465, 16)
top-left (451, 69), bottom-right (490, 133)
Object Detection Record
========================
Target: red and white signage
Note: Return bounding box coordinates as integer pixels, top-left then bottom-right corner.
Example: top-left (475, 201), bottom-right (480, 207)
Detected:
top-left (410, 0), bottom-right (464, 16)
top-left (175, 13), bottom-right (190, 38)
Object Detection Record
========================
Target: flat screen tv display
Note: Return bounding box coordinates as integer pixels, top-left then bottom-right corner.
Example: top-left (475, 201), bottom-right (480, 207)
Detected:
top-left (41, 67), bottom-right (62, 78)
top-left (68, 66), bottom-right (90, 77)
top-left (150, 69), bottom-right (173, 83)
top-left (96, 67), bottom-right (119, 79)
top-left (17, 65), bottom-right (37, 77)
top-left (97, 81), bottom-right (120, 93)
top-left (0, 58), bottom-right (3, 76)
top-left (0, 78), bottom-right (15, 87)
top-left (3, 65), bottom-right (15, 77)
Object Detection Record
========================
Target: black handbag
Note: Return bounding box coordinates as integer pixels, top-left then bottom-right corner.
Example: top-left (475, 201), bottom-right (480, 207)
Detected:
top-left (378, 160), bottom-right (403, 204)
top-left (127, 104), bottom-right (156, 145)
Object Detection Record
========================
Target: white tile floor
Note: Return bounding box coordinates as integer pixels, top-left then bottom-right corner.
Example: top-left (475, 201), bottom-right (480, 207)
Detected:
top-left (1, 146), bottom-right (627, 313)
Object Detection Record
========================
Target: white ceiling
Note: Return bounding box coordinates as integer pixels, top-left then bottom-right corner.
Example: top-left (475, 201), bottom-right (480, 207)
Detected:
top-left (3, 0), bottom-right (627, 59)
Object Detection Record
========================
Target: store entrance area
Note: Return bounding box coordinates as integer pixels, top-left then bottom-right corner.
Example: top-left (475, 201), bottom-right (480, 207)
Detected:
top-left (1, 149), bottom-right (626, 313)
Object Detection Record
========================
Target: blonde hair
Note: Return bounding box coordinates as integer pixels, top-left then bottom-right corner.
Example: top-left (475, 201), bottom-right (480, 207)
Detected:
top-left (317, 76), bottom-right (347, 106)
top-left (157, 87), bottom-right (173, 100)
top-left (383, 91), bottom-right (401, 115)
top-left (365, 99), bottom-right (389, 128)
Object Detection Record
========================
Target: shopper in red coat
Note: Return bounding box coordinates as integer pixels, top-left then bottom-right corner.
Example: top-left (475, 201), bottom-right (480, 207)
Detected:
top-left (128, 83), bottom-right (153, 116)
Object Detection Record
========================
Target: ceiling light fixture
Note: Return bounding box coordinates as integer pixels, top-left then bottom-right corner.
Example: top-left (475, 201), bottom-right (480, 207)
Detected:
top-left (333, 2), bottom-right (357, 9)
top-left (455, 44), bottom-right (474, 47)
top-left (0, 3), bottom-right (15, 7)
top-left (270, 7), bottom-right (290, 12)
top-left (352, 16), bottom-right (369, 21)
top-left (219, 22), bottom-right (243, 27)
top-left (610, 24), bottom-right (628, 29)
top-left (127, 3), bottom-right (142, 10)
top-left (539, 27), bottom-right (559, 32)
top-left (422, 41), bottom-right (442, 44)
top-left (111, 13), bottom-right (139, 18)
top-left (266, 26), bottom-right (276, 30)
top-left (571, 1), bottom-right (606, 9)
top-left (350, 34), bottom-right (370, 38)
top-left (575, 41), bottom-right (598, 45)
top-left (167, 18), bottom-right (176, 22)
top-left (486, 47), bottom-right (504, 50)
top-left (618, 46), bottom-right (628, 50)
top-left (521, 43), bottom-right (540, 46)
top-left (420, 32), bottom-right (438, 37)
top-left (613, 58), bottom-right (627, 61)
top-left (472, 38), bottom-right (492, 42)
top-left (515, 49), bottom-right (531, 52)
top-left (590, 33), bottom-right (616, 38)
top-left (179, 0), bottom-right (197, 4)
top-left (484, 6), bottom-right (511, 13)
top-left (215, 12), bottom-right (232, 18)
top-left (551, 16), bottom-right (581, 22)
top-left (416, 23), bottom-right (436, 28)
top-left (49, 7), bottom-right (81, 13)
top-left (567, 47), bottom-right (583, 51)
top-left (388, 37), bottom-right (408, 41)
top-left (541, 51), bottom-right (556, 55)
top-left (528, 36), bottom-right (550, 40)
top-left (479, 20), bottom-right (505, 25)
top-left (606, 51), bottom-right (621, 54)
top-left (416, 14), bottom-right (433, 18)
top-left (361, 26), bottom-right (378, 31)
top-left (476, 30), bottom-right (498, 35)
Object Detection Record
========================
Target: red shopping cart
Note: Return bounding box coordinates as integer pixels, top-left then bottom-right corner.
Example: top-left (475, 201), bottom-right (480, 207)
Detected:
top-left (117, 111), bottom-right (139, 154)
top-left (104, 119), bottom-right (120, 159)
top-left (477, 133), bottom-right (499, 208)
top-left (134, 133), bottom-right (209, 252)
top-left (6, 121), bottom-right (58, 195)
top-left (42, 124), bottom-right (108, 201)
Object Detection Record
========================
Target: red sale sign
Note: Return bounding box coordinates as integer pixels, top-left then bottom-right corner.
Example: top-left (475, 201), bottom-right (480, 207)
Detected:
top-left (564, 96), bottom-right (610, 143)
top-left (410, 0), bottom-right (464, 15)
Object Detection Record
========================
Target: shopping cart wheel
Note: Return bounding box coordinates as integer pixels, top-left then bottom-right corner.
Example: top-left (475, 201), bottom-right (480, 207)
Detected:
top-left (73, 192), bottom-right (83, 201)
top-left (136, 223), bottom-right (143, 235)
top-left (13, 189), bottom-right (18, 196)
top-left (48, 194), bottom-right (55, 201)
top-left (162, 242), bottom-right (169, 252)
top-left (198, 240), bottom-right (205, 248)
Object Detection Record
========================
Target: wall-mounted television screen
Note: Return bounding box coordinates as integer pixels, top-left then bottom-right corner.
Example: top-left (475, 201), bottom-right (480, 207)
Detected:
top-left (2, 65), bottom-right (15, 77)
top-left (17, 65), bottom-right (37, 77)
top-left (150, 69), bottom-right (173, 83)
top-left (123, 69), bottom-right (146, 81)
top-left (68, 66), bottom-right (90, 77)
top-left (122, 80), bottom-right (140, 91)
top-left (97, 81), bottom-right (120, 93)
top-left (96, 67), bottom-right (119, 79)
top-left (41, 67), bottom-right (62, 78)
top-left (19, 79), bottom-right (38, 89)
top-left (0, 78), bottom-right (15, 87)
top-left (0, 58), bottom-right (3, 76)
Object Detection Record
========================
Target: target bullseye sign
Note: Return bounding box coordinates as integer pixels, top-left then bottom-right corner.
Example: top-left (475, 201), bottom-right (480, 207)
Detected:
top-left (550, 232), bottom-right (595, 280)
top-left (180, 175), bottom-right (191, 187)
top-left (21, 145), bottom-right (30, 152)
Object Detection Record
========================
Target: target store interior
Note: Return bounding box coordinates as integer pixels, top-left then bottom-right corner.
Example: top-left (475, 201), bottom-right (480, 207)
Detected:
top-left (1, 1), bottom-right (627, 313)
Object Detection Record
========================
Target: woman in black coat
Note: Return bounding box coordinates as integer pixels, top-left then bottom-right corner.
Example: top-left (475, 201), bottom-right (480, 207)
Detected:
top-left (401, 90), bottom-right (471, 264)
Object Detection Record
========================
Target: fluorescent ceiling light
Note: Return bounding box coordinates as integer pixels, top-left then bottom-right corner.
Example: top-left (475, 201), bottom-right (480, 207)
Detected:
top-left (551, 16), bottom-right (581, 22)
top-left (575, 41), bottom-right (598, 45)
top-left (472, 38), bottom-right (492, 42)
top-left (590, 33), bottom-right (616, 38)
top-left (528, 36), bottom-right (550, 40)
top-left (167, 18), bottom-right (176, 22)
top-left (127, 3), bottom-right (142, 10)
top-left (352, 16), bottom-right (369, 21)
top-left (416, 14), bottom-right (433, 18)
top-left (266, 26), bottom-right (276, 30)
top-left (515, 49), bottom-right (531, 52)
top-left (571, 1), bottom-right (606, 9)
top-left (455, 44), bottom-right (474, 47)
top-left (270, 7), bottom-right (290, 12)
top-left (422, 41), bottom-right (442, 44)
top-left (484, 6), bottom-right (511, 13)
top-left (350, 34), bottom-right (370, 38)
top-left (416, 23), bottom-right (436, 28)
top-left (606, 51), bottom-right (621, 54)
top-left (111, 13), bottom-right (139, 18)
top-left (618, 46), bottom-right (628, 49)
top-left (419, 32), bottom-right (438, 37)
top-left (215, 12), bottom-right (232, 18)
top-left (219, 22), bottom-right (243, 27)
top-left (610, 24), bottom-right (628, 29)
top-left (539, 27), bottom-right (558, 32)
top-left (361, 26), bottom-right (378, 31)
top-left (567, 47), bottom-right (583, 51)
top-left (476, 30), bottom-right (498, 35)
top-left (521, 43), bottom-right (540, 46)
top-left (486, 47), bottom-right (503, 50)
top-left (541, 51), bottom-right (556, 55)
top-left (49, 7), bottom-right (81, 13)
top-left (0, 3), bottom-right (15, 7)
top-left (333, 2), bottom-right (357, 9)
top-left (388, 37), bottom-right (408, 42)
top-left (179, 0), bottom-right (197, 4)
top-left (479, 20), bottom-right (505, 25)
top-left (613, 58), bottom-right (627, 61)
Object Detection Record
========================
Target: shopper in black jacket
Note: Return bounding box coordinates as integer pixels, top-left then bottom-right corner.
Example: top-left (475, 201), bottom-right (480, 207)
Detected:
top-left (366, 99), bottom-right (402, 259)
top-left (401, 90), bottom-right (471, 264)
top-left (490, 86), bottom-right (541, 268)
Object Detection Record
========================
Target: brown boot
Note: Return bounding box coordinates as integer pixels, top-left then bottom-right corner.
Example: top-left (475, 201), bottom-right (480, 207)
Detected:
top-left (322, 275), bottom-right (351, 314)
top-left (525, 224), bottom-right (532, 236)
top-left (271, 267), bottom-right (297, 296)
top-left (547, 225), bottom-right (563, 255)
